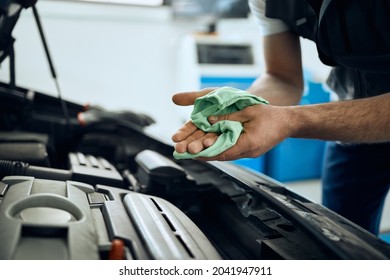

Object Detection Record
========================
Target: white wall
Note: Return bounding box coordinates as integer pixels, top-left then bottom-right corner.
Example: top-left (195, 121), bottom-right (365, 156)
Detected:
top-left (0, 0), bottom-right (329, 142)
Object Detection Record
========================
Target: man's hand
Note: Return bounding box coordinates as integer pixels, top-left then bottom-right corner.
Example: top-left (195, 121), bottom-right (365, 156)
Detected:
top-left (172, 89), bottom-right (294, 161)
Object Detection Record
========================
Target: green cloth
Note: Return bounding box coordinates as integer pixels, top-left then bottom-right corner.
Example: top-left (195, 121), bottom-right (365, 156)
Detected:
top-left (173, 86), bottom-right (269, 159)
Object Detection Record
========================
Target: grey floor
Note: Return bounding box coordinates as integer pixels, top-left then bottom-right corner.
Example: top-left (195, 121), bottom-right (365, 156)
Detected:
top-left (285, 179), bottom-right (390, 234)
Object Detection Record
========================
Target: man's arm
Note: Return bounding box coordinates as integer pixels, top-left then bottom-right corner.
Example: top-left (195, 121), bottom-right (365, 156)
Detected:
top-left (247, 31), bottom-right (304, 105)
top-left (288, 93), bottom-right (390, 143)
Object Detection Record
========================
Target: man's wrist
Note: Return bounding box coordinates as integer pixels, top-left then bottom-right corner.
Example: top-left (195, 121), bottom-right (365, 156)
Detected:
top-left (284, 105), bottom-right (312, 139)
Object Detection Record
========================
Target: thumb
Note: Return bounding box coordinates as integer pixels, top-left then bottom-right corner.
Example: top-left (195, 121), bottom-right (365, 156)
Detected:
top-left (172, 87), bottom-right (217, 106)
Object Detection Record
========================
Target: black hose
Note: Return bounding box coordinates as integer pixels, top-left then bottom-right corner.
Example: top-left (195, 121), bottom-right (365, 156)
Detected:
top-left (0, 159), bottom-right (71, 181)
top-left (0, 160), bottom-right (28, 178)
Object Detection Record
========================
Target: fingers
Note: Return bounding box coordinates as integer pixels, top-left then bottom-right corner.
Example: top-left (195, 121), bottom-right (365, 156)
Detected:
top-left (208, 111), bottom-right (243, 125)
top-left (187, 133), bottom-right (219, 154)
top-left (172, 88), bottom-right (216, 106)
top-left (172, 121), bottom-right (198, 142)
top-left (203, 134), bottom-right (219, 148)
top-left (174, 129), bottom-right (206, 153)
top-left (208, 104), bottom-right (260, 125)
top-left (196, 133), bottom-right (251, 161)
top-left (174, 130), bottom-right (219, 154)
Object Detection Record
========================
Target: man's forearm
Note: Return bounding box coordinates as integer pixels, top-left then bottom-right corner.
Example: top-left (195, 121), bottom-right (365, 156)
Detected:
top-left (249, 32), bottom-right (304, 106)
top-left (287, 93), bottom-right (390, 143)
top-left (247, 73), bottom-right (303, 106)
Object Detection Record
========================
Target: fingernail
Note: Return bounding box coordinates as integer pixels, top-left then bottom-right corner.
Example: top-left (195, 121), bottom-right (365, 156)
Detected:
top-left (208, 116), bottom-right (217, 123)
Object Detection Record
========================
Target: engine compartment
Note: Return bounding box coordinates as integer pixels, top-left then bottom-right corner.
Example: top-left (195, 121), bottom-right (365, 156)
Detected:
top-left (1, 82), bottom-right (390, 260)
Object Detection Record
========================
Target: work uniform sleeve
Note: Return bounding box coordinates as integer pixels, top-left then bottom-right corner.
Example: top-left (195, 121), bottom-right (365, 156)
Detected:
top-left (248, 0), bottom-right (289, 36)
